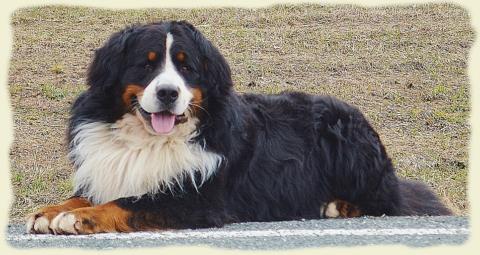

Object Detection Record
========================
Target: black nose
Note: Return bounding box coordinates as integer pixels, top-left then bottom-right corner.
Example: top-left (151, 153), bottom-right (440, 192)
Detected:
top-left (157, 87), bottom-right (179, 105)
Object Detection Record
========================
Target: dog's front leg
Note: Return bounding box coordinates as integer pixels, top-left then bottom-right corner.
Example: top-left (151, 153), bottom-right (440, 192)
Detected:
top-left (50, 192), bottom-right (225, 235)
top-left (49, 200), bottom-right (132, 235)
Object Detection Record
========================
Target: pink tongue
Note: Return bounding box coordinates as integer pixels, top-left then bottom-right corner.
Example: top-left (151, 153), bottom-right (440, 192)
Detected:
top-left (151, 112), bottom-right (176, 134)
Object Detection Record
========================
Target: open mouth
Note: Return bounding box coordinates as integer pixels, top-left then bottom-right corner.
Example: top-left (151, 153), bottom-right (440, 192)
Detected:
top-left (132, 97), bottom-right (188, 134)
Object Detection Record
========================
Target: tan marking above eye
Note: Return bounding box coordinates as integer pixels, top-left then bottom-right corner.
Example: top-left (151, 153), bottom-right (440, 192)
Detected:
top-left (176, 52), bottom-right (185, 62)
top-left (147, 51), bottom-right (157, 62)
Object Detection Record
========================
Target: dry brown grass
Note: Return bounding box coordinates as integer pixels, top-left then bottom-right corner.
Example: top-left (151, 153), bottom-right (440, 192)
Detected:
top-left (8, 3), bottom-right (473, 222)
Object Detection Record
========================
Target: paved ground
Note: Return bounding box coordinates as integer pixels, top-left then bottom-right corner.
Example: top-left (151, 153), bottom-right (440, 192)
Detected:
top-left (6, 216), bottom-right (468, 250)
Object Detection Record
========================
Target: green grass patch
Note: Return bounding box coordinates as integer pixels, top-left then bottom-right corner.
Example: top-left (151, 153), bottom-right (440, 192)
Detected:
top-left (408, 107), bottom-right (422, 119)
top-left (449, 86), bottom-right (469, 113)
top-left (30, 178), bottom-right (49, 193)
top-left (41, 83), bottom-right (67, 100)
top-left (423, 84), bottom-right (451, 101)
top-left (432, 84), bottom-right (449, 97)
top-left (40, 83), bottom-right (86, 101)
top-left (50, 63), bottom-right (65, 74)
top-left (11, 170), bottom-right (24, 184)
top-left (9, 83), bottom-right (23, 96)
top-left (58, 179), bottom-right (73, 194)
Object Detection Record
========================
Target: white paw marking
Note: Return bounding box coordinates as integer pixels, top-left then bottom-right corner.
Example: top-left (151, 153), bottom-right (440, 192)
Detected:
top-left (26, 214), bottom-right (52, 234)
top-left (33, 216), bottom-right (50, 233)
top-left (325, 202), bottom-right (340, 218)
top-left (25, 215), bottom-right (35, 234)
top-left (51, 212), bottom-right (78, 235)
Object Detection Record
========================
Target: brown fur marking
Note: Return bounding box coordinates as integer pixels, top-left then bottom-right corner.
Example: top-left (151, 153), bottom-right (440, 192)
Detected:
top-left (176, 51), bottom-right (185, 62)
top-left (190, 87), bottom-right (203, 116)
top-left (335, 200), bottom-right (362, 217)
top-left (147, 51), bottom-right (157, 62)
top-left (66, 201), bottom-right (133, 234)
top-left (122, 84), bottom-right (144, 107)
top-left (29, 197), bottom-right (92, 224)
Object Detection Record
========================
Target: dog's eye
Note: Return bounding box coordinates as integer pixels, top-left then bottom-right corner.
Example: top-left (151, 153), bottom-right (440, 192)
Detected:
top-left (145, 64), bottom-right (153, 72)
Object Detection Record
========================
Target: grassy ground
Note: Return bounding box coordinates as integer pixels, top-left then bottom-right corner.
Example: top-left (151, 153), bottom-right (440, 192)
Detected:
top-left (8, 4), bottom-right (474, 221)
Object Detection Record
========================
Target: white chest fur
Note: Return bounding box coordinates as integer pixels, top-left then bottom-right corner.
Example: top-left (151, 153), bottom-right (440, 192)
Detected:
top-left (69, 113), bottom-right (222, 205)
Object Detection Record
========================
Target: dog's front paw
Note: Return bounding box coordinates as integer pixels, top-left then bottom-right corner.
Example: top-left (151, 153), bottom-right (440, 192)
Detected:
top-left (26, 197), bottom-right (92, 234)
top-left (50, 209), bottom-right (105, 235)
top-left (50, 203), bottom-right (132, 235)
top-left (50, 212), bottom-right (80, 234)
top-left (26, 206), bottom-right (63, 234)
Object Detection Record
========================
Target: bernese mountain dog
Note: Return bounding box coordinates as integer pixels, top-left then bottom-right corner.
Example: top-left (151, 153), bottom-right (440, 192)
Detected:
top-left (26, 20), bottom-right (451, 235)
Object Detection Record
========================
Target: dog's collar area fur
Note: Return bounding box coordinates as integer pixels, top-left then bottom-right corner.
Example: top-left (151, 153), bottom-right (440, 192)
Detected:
top-left (70, 113), bottom-right (222, 205)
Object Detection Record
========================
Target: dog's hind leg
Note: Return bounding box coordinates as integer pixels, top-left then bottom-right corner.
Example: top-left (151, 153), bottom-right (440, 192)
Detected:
top-left (320, 200), bottom-right (363, 218)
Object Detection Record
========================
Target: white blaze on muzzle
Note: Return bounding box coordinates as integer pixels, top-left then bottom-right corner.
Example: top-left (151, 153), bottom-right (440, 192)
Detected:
top-left (140, 33), bottom-right (193, 134)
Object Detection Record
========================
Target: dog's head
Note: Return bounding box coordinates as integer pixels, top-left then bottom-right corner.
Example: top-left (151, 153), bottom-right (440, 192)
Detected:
top-left (87, 21), bottom-right (232, 135)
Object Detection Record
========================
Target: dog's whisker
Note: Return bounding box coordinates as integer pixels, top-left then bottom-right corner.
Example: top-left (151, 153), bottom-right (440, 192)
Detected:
top-left (189, 102), bottom-right (211, 118)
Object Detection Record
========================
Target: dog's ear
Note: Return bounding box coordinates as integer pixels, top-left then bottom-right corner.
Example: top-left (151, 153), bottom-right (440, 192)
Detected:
top-left (179, 21), bottom-right (233, 96)
top-left (87, 26), bottom-right (136, 91)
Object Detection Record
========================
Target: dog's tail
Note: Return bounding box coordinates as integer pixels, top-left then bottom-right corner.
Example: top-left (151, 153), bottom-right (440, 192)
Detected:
top-left (396, 179), bottom-right (452, 216)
